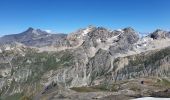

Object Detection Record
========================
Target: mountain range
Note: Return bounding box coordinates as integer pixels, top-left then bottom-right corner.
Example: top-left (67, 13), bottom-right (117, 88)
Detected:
top-left (0, 26), bottom-right (170, 100)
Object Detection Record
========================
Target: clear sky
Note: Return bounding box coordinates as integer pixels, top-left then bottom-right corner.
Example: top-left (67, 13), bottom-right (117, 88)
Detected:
top-left (0, 0), bottom-right (170, 35)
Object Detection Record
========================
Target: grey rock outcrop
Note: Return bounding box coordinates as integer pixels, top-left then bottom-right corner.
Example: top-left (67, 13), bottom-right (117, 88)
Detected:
top-left (109, 27), bottom-right (139, 55)
top-left (150, 29), bottom-right (170, 39)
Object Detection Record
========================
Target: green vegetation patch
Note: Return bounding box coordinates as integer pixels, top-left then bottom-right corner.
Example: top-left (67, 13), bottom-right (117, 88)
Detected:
top-left (70, 83), bottom-right (120, 92)
top-left (1, 93), bottom-right (23, 100)
top-left (0, 49), bottom-right (75, 98)
top-left (155, 78), bottom-right (170, 88)
top-left (70, 87), bottom-right (101, 92)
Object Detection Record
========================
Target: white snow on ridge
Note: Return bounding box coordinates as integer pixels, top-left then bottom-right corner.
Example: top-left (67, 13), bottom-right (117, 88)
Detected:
top-left (116, 29), bottom-right (124, 33)
top-left (45, 30), bottom-right (52, 33)
top-left (32, 29), bottom-right (40, 35)
top-left (5, 46), bottom-right (11, 51)
top-left (134, 37), bottom-right (170, 52)
top-left (82, 28), bottom-right (91, 36)
top-left (135, 37), bottom-right (153, 48)
top-left (132, 97), bottom-right (170, 100)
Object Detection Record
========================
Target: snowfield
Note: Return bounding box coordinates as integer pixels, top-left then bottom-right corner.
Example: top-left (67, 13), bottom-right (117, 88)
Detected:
top-left (132, 97), bottom-right (170, 100)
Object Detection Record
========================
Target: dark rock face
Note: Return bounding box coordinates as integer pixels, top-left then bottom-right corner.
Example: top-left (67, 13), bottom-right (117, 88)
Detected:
top-left (109, 27), bottom-right (139, 55)
top-left (151, 88), bottom-right (170, 98)
top-left (87, 27), bottom-right (116, 39)
top-left (121, 27), bottom-right (139, 44)
top-left (87, 49), bottom-right (112, 83)
top-left (150, 29), bottom-right (169, 39)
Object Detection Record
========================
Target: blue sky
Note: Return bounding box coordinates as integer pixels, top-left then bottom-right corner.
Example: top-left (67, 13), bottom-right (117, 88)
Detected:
top-left (0, 0), bottom-right (170, 35)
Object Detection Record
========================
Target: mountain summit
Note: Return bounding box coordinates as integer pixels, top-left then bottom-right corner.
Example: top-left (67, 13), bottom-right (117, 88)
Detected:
top-left (0, 28), bottom-right (68, 47)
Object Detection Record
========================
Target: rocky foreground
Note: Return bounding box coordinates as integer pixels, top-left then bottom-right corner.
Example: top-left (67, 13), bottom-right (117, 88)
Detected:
top-left (0, 26), bottom-right (170, 100)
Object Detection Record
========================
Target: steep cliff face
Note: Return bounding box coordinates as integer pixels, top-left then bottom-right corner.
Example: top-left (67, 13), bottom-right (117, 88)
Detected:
top-left (0, 27), bottom-right (170, 99)
top-left (150, 29), bottom-right (170, 39)
top-left (109, 27), bottom-right (139, 55)
top-left (110, 47), bottom-right (170, 81)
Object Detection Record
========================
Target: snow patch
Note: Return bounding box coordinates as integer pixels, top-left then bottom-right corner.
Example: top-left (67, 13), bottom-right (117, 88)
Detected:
top-left (96, 38), bottom-right (101, 43)
top-left (32, 29), bottom-right (40, 35)
top-left (5, 46), bottom-right (11, 51)
top-left (135, 37), bottom-right (153, 48)
top-left (45, 30), bottom-right (52, 33)
top-left (82, 28), bottom-right (91, 36)
top-left (132, 97), bottom-right (170, 100)
top-left (116, 29), bottom-right (124, 33)
top-left (46, 34), bottom-right (52, 37)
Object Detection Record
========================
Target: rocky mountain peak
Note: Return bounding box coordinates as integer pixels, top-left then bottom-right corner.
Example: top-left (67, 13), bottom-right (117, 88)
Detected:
top-left (87, 27), bottom-right (112, 39)
top-left (122, 27), bottom-right (136, 34)
top-left (150, 29), bottom-right (167, 39)
top-left (116, 27), bottom-right (139, 44)
top-left (87, 25), bottom-right (96, 29)
top-left (22, 27), bottom-right (49, 36)
top-left (26, 27), bottom-right (34, 32)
